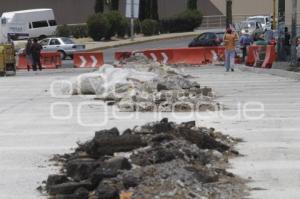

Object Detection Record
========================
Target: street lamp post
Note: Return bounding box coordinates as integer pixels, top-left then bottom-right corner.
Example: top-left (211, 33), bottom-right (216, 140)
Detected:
top-left (226, 0), bottom-right (232, 28)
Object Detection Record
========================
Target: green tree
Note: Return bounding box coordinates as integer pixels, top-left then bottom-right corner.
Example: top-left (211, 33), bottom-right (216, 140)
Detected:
top-left (139, 0), bottom-right (159, 20)
top-left (187, 0), bottom-right (198, 10)
top-left (151, 0), bottom-right (159, 20)
top-left (87, 13), bottom-right (111, 41)
top-left (95, 0), bottom-right (104, 13)
top-left (111, 0), bottom-right (119, 10)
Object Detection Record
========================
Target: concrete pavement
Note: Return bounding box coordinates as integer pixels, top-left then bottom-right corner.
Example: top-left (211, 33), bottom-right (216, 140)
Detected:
top-left (0, 66), bottom-right (300, 198)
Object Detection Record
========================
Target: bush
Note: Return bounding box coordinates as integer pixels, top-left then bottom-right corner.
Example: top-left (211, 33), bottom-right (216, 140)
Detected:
top-left (104, 11), bottom-right (123, 40)
top-left (160, 10), bottom-right (203, 33)
top-left (70, 25), bottom-right (88, 38)
top-left (118, 18), bottom-right (129, 38)
top-left (141, 19), bottom-right (159, 36)
top-left (56, 24), bottom-right (88, 38)
top-left (87, 13), bottom-right (111, 41)
top-left (56, 25), bottom-right (70, 37)
top-left (134, 20), bottom-right (142, 34)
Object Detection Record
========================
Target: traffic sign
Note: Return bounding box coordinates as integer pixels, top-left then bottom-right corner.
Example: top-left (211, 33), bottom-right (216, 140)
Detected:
top-left (126, 0), bottom-right (140, 18)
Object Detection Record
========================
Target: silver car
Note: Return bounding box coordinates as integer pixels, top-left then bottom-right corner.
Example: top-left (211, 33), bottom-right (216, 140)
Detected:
top-left (239, 20), bottom-right (263, 36)
top-left (39, 37), bottom-right (85, 59)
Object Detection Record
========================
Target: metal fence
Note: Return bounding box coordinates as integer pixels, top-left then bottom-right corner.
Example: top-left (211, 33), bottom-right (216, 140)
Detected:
top-left (199, 15), bottom-right (226, 29)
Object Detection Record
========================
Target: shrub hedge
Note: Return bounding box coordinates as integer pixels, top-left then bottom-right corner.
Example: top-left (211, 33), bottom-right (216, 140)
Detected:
top-left (56, 9), bottom-right (202, 41)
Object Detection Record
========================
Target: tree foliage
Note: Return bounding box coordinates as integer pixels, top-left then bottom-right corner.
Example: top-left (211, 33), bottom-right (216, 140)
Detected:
top-left (187, 0), bottom-right (198, 10)
top-left (110, 0), bottom-right (119, 10)
top-left (94, 0), bottom-right (104, 13)
top-left (139, 0), bottom-right (159, 21)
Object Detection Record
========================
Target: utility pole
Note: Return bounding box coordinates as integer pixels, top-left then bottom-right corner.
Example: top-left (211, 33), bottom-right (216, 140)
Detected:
top-left (291, 0), bottom-right (298, 66)
top-left (130, 0), bottom-right (134, 41)
top-left (277, 0), bottom-right (285, 61)
top-left (226, 0), bottom-right (232, 28)
top-left (273, 0), bottom-right (276, 29)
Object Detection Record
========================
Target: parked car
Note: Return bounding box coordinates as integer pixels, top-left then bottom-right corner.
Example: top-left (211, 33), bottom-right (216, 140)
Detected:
top-left (188, 32), bottom-right (225, 47)
top-left (247, 16), bottom-right (272, 31)
top-left (39, 37), bottom-right (85, 59)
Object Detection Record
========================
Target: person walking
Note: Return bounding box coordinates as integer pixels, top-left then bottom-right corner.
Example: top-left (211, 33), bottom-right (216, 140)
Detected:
top-left (284, 27), bottom-right (291, 61)
top-left (25, 39), bottom-right (32, 71)
top-left (239, 31), bottom-right (252, 63)
top-left (31, 38), bottom-right (43, 71)
top-left (224, 27), bottom-right (239, 72)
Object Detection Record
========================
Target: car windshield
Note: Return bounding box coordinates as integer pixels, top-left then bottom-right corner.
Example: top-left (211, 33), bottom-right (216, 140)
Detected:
top-left (240, 21), bottom-right (256, 29)
top-left (249, 17), bottom-right (265, 24)
top-left (216, 33), bottom-right (224, 40)
top-left (61, 37), bottom-right (74, 44)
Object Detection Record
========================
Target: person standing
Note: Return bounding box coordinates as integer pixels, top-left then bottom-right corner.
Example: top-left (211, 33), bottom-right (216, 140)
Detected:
top-left (31, 38), bottom-right (43, 71)
top-left (224, 27), bottom-right (239, 72)
top-left (239, 31), bottom-right (252, 63)
top-left (284, 27), bottom-right (291, 61)
top-left (25, 39), bottom-right (32, 71)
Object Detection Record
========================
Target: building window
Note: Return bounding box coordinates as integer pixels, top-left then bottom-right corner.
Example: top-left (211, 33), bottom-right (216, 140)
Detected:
top-left (49, 20), bottom-right (57, 26)
top-left (32, 21), bottom-right (49, 28)
top-left (29, 23), bottom-right (32, 29)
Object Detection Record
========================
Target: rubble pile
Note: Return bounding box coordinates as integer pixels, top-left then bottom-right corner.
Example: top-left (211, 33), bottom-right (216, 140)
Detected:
top-left (40, 119), bottom-right (247, 199)
top-left (65, 55), bottom-right (220, 112)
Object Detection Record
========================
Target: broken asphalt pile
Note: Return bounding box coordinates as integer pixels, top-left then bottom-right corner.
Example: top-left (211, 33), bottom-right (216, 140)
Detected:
top-left (40, 119), bottom-right (247, 199)
top-left (65, 55), bottom-right (220, 112)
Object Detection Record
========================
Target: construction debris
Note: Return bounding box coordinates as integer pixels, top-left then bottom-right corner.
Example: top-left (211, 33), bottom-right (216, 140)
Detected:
top-left (63, 55), bottom-right (220, 112)
top-left (40, 119), bottom-right (247, 199)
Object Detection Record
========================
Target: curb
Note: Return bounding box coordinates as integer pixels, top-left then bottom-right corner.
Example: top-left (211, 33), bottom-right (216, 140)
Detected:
top-left (86, 32), bottom-right (199, 52)
top-left (237, 65), bottom-right (300, 81)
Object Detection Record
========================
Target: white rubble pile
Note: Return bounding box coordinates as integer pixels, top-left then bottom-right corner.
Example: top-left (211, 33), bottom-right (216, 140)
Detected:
top-left (64, 55), bottom-right (220, 112)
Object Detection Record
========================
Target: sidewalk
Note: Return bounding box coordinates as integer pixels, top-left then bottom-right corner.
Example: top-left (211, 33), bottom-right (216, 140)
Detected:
top-left (82, 31), bottom-right (203, 51)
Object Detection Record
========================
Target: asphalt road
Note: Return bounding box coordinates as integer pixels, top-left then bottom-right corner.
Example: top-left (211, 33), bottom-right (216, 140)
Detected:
top-left (2, 37), bottom-right (300, 198)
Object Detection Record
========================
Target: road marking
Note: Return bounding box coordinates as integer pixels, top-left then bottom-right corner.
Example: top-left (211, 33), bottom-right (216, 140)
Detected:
top-left (150, 53), bottom-right (157, 62)
top-left (79, 56), bottom-right (87, 68)
top-left (161, 52), bottom-right (168, 64)
top-left (91, 56), bottom-right (98, 68)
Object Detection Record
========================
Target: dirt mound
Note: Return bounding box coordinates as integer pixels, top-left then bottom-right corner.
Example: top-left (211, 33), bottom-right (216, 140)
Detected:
top-left (64, 56), bottom-right (220, 112)
top-left (39, 119), bottom-right (247, 199)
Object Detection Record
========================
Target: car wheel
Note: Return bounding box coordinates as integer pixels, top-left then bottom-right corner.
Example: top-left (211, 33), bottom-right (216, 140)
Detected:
top-left (58, 50), bottom-right (66, 60)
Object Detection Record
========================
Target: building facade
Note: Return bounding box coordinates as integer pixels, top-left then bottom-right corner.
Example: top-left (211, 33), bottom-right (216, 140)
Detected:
top-left (210, 0), bottom-right (300, 25)
top-left (0, 0), bottom-right (222, 24)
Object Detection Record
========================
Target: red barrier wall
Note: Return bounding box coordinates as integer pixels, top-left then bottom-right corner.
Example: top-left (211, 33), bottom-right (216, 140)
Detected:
top-left (73, 52), bottom-right (104, 68)
top-left (17, 52), bottom-right (61, 70)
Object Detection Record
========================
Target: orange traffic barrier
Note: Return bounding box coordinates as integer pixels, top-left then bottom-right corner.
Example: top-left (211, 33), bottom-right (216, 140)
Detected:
top-left (246, 45), bottom-right (276, 68)
top-left (73, 51), bottom-right (104, 68)
top-left (17, 52), bottom-right (61, 70)
top-left (142, 49), bottom-right (173, 64)
top-left (115, 51), bottom-right (132, 61)
top-left (262, 45), bottom-right (276, 68)
top-left (115, 47), bottom-right (226, 65)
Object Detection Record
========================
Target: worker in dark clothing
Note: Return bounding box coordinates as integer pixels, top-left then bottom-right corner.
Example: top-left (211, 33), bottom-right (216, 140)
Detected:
top-left (239, 31), bottom-right (252, 63)
top-left (284, 27), bottom-right (291, 61)
top-left (31, 38), bottom-right (43, 71)
top-left (25, 39), bottom-right (32, 71)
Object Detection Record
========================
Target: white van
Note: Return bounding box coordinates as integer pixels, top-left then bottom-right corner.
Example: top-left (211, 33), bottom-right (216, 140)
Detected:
top-left (247, 16), bottom-right (272, 31)
top-left (1, 9), bottom-right (57, 39)
top-left (0, 19), bottom-right (29, 42)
